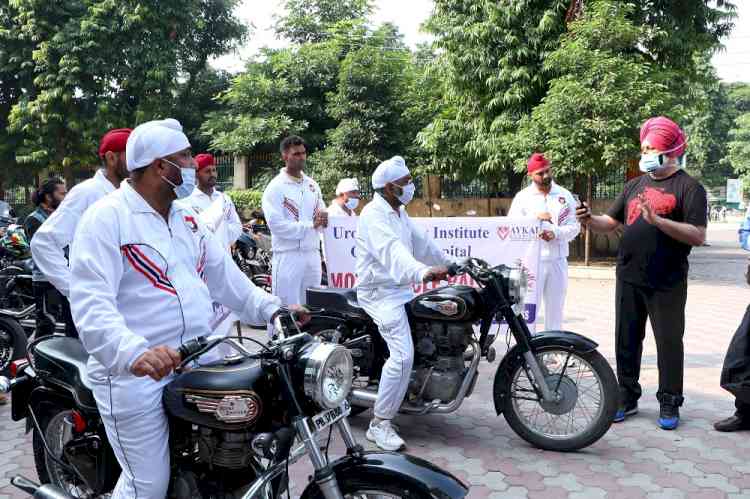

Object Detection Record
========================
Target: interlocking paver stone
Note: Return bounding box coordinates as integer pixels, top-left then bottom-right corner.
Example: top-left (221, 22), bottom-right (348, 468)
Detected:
top-left (1, 223), bottom-right (747, 498)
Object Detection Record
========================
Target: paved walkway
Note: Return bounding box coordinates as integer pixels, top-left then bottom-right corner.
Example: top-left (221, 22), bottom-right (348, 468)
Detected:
top-left (1, 222), bottom-right (748, 498)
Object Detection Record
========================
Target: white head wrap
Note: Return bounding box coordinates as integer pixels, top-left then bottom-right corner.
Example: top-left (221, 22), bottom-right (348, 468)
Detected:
top-left (335, 178), bottom-right (360, 195)
top-left (126, 118), bottom-right (191, 171)
top-left (371, 156), bottom-right (409, 189)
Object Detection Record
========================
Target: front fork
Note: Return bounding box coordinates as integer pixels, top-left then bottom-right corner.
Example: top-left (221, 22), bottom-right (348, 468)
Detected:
top-left (504, 309), bottom-right (558, 403)
top-left (294, 416), bottom-right (362, 499)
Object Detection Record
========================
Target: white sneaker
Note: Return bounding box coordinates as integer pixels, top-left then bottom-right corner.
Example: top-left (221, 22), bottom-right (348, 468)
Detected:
top-left (366, 420), bottom-right (405, 451)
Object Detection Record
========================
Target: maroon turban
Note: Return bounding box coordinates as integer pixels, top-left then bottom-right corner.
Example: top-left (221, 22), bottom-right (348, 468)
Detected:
top-left (527, 153), bottom-right (550, 174)
top-left (98, 128), bottom-right (132, 158)
top-left (640, 117), bottom-right (687, 158)
top-left (195, 153), bottom-right (215, 171)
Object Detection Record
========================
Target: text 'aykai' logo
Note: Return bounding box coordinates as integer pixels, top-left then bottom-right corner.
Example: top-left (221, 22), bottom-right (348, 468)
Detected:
top-left (496, 225), bottom-right (539, 241)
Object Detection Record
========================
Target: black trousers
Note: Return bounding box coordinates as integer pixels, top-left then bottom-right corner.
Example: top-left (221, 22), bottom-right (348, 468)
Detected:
top-left (33, 281), bottom-right (78, 338)
top-left (615, 278), bottom-right (688, 407)
top-left (736, 398), bottom-right (750, 417)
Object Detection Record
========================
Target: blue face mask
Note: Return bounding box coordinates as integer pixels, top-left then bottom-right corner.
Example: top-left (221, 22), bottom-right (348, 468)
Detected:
top-left (638, 153), bottom-right (664, 173)
top-left (161, 158), bottom-right (196, 199)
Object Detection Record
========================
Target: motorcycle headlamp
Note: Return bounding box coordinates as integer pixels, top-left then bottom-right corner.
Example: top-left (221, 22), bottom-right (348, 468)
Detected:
top-left (500, 266), bottom-right (528, 314)
top-left (301, 342), bottom-right (353, 409)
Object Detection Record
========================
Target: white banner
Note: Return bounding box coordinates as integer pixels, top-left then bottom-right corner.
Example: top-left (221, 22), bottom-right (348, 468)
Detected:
top-left (323, 216), bottom-right (542, 325)
top-left (727, 178), bottom-right (741, 203)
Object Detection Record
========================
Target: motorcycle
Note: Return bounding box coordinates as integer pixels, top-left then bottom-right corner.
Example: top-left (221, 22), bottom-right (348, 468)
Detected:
top-left (233, 222), bottom-right (273, 294)
top-left (0, 311), bottom-right (469, 499)
top-left (301, 257), bottom-right (619, 452)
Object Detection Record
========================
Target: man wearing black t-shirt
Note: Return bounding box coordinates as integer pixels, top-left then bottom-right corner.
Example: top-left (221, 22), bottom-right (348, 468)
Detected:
top-left (577, 117), bottom-right (707, 431)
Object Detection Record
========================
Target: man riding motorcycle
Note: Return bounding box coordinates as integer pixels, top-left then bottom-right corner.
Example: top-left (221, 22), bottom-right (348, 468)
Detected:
top-left (355, 156), bottom-right (453, 451)
top-left (69, 118), bottom-right (304, 499)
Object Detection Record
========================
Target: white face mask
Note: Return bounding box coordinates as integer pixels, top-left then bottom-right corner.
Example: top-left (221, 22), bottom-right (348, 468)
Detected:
top-left (345, 197), bottom-right (359, 210)
top-left (161, 158), bottom-right (196, 199)
top-left (396, 182), bottom-right (415, 205)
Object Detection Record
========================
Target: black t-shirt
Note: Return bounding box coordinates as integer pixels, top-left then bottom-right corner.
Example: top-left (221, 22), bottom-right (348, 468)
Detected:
top-left (607, 170), bottom-right (707, 289)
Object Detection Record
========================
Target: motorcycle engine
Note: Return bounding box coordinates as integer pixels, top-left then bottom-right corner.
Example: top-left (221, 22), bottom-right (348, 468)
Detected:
top-left (197, 428), bottom-right (255, 470)
top-left (410, 322), bottom-right (472, 402)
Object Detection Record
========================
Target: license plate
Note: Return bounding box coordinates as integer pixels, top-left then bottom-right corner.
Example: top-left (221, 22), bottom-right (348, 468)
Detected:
top-left (310, 400), bottom-right (351, 433)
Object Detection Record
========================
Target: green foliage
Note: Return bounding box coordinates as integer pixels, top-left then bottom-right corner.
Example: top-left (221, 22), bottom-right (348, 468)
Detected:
top-left (275, 0), bottom-right (373, 44)
top-left (2, 0), bottom-right (246, 183)
top-left (226, 189), bottom-right (263, 212)
top-left (517, 1), bottom-right (673, 178)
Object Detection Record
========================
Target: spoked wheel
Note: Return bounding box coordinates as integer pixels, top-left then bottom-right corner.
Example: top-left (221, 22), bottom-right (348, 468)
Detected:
top-left (0, 316), bottom-right (26, 375)
top-left (305, 477), bottom-right (426, 498)
top-left (34, 408), bottom-right (100, 498)
top-left (498, 347), bottom-right (618, 451)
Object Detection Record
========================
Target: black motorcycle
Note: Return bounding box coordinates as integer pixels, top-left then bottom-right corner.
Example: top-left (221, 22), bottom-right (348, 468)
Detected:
top-left (301, 257), bottom-right (619, 452)
top-left (0, 312), bottom-right (469, 499)
top-left (233, 222), bottom-right (273, 294)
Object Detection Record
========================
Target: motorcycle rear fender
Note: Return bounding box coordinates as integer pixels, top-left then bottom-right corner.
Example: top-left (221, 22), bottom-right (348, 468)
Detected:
top-left (299, 451), bottom-right (469, 499)
top-left (493, 330), bottom-right (599, 415)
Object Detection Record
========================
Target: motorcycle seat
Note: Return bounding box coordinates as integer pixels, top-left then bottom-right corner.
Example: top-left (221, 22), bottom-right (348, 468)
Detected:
top-left (33, 336), bottom-right (97, 412)
top-left (306, 287), bottom-right (366, 316)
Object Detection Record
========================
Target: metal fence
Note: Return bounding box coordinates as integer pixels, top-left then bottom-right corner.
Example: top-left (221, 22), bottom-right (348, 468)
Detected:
top-left (215, 155), bottom-right (234, 192)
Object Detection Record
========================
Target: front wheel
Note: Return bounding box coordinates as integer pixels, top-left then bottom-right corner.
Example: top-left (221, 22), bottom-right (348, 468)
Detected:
top-left (304, 476), bottom-right (428, 498)
top-left (496, 346), bottom-right (618, 452)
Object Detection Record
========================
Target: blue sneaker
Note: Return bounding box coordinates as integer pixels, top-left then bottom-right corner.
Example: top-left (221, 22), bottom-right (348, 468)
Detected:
top-left (613, 402), bottom-right (638, 423)
top-left (658, 403), bottom-right (680, 430)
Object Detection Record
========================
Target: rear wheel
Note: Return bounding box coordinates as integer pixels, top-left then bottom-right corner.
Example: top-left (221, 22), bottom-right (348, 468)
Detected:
top-left (496, 347), bottom-right (618, 451)
top-left (33, 406), bottom-right (99, 498)
top-left (0, 316), bottom-right (26, 375)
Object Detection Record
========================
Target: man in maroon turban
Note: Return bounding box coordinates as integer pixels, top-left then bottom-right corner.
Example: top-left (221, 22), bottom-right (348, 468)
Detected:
top-left (31, 128), bottom-right (132, 338)
top-left (576, 116), bottom-right (707, 431)
top-left (509, 153), bottom-right (580, 331)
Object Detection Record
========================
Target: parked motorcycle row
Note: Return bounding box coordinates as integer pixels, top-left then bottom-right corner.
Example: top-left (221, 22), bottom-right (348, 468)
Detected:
top-left (0, 210), bottom-right (619, 498)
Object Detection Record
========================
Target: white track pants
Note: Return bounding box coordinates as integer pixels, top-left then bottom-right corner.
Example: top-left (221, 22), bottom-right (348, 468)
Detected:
top-left (272, 250), bottom-right (321, 306)
top-left (90, 373), bottom-right (171, 499)
top-left (538, 258), bottom-right (568, 331)
top-left (358, 290), bottom-right (414, 420)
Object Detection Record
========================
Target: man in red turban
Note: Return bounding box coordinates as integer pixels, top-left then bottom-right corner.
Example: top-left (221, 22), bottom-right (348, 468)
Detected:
top-left (577, 116), bottom-right (707, 430)
top-left (509, 152), bottom-right (580, 332)
top-left (179, 153), bottom-right (243, 338)
top-left (31, 127), bottom-right (132, 338)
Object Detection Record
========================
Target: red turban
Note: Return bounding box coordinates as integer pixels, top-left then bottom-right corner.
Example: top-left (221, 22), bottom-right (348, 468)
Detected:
top-left (527, 153), bottom-right (550, 174)
top-left (98, 128), bottom-right (132, 158)
top-left (640, 117), bottom-right (687, 158)
top-left (195, 153), bottom-right (215, 171)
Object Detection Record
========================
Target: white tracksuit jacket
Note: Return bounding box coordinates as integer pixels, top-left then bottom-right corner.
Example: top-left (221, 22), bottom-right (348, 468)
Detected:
top-left (181, 188), bottom-right (244, 335)
top-left (70, 180), bottom-right (280, 499)
top-left (508, 181), bottom-right (580, 330)
top-left (355, 193), bottom-right (454, 420)
top-left (327, 200), bottom-right (354, 217)
top-left (31, 169), bottom-right (118, 297)
top-left (262, 170), bottom-right (325, 308)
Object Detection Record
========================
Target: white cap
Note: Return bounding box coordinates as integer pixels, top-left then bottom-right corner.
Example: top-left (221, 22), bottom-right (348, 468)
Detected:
top-left (371, 156), bottom-right (409, 189)
top-left (126, 118), bottom-right (191, 171)
top-left (335, 178), bottom-right (360, 195)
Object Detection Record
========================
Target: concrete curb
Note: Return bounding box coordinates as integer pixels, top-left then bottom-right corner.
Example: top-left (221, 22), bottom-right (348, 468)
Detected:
top-left (568, 264), bottom-right (616, 280)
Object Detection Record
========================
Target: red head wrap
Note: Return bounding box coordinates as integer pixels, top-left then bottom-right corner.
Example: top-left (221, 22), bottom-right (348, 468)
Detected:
top-left (195, 153), bottom-right (215, 171)
top-left (98, 128), bottom-right (132, 158)
top-left (639, 117), bottom-right (687, 158)
top-left (527, 153), bottom-right (550, 175)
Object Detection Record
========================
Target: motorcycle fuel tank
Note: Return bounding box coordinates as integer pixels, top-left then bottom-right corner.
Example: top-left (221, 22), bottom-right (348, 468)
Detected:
top-left (409, 285), bottom-right (482, 322)
top-left (163, 358), bottom-right (274, 431)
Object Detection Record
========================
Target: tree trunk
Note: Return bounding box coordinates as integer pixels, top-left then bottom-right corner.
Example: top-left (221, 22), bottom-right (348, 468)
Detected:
top-left (584, 174), bottom-right (592, 266)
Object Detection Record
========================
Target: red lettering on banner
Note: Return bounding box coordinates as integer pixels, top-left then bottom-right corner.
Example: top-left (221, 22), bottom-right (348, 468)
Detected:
top-left (330, 272), bottom-right (357, 288)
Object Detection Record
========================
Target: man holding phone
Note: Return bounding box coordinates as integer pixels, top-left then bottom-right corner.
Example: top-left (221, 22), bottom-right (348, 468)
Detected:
top-left (576, 116), bottom-right (707, 430)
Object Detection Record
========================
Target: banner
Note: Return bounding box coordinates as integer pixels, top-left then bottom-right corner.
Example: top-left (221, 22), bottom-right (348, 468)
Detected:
top-left (727, 178), bottom-right (741, 204)
top-left (323, 216), bottom-right (542, 325)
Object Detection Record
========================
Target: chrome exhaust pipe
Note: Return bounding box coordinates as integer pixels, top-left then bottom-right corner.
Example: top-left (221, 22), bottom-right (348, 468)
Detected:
top-left (348, 342), bottom-right (482, 416)
top-left (0, 304), bottom-right (35, 319)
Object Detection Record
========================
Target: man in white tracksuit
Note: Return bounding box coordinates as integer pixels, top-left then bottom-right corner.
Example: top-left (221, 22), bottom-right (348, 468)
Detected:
top-left (262, 135), bottom-right (327, 314)
top-left (508, 152), bottom-right (580, 331)
top-left (181, 153), bottom-right (243, 337)
top-left (31, 128), bottom-right (132, 337)
top-left (356, 156), bottom-right (453, 451)
top-left (328, 178), bottom-right (360, 217)
top-left (70, 119), bottom-right (289, 499)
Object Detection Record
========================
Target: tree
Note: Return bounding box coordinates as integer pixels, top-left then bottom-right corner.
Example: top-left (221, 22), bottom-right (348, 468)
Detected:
top-left (517, 1), bottom-right (674, 181)
top-left (5, 0), bottom-right (246, 183)
top-left (274, 0), bottom-right (372, 44)
top-left (728, 113), bottom-right (750, 186)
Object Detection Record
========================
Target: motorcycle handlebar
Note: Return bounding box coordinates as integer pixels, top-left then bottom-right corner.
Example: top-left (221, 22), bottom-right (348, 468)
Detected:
top-left (178, 336), bottom-right (210, 361)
